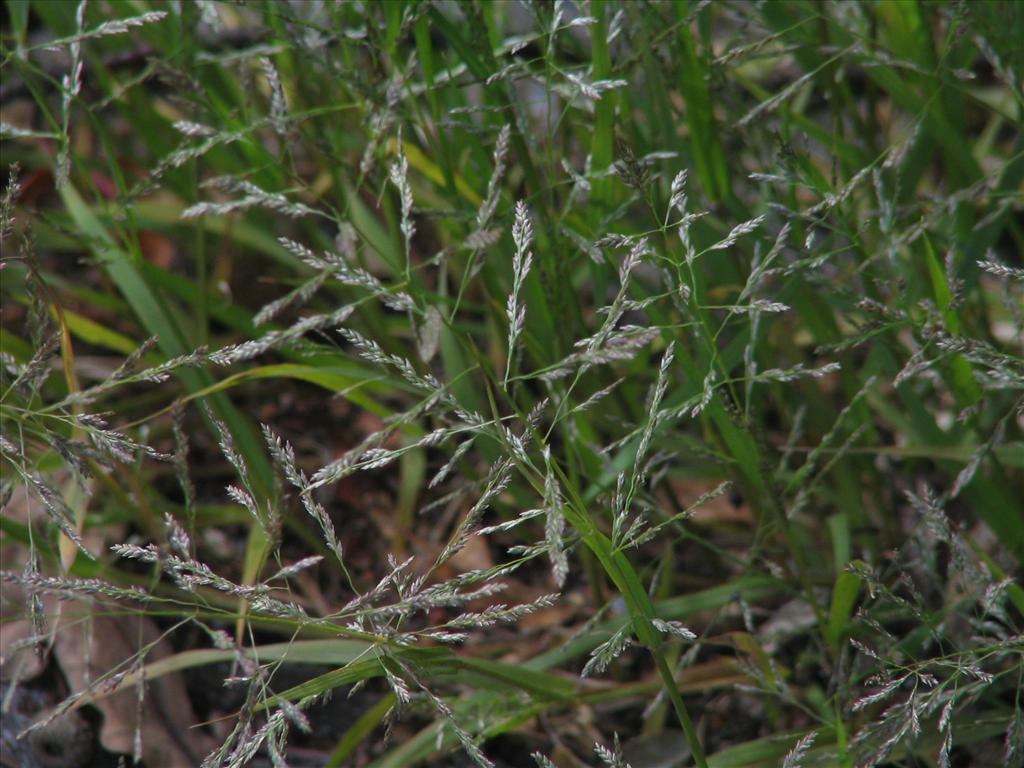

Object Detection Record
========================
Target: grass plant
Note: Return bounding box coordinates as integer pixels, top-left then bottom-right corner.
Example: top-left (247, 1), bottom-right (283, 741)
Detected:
top-left (1, 1), bottom-right (1022, 767)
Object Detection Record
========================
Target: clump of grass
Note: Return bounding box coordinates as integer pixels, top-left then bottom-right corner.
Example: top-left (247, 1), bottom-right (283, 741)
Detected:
top-left (2, 2), bottom-right (1022, 767)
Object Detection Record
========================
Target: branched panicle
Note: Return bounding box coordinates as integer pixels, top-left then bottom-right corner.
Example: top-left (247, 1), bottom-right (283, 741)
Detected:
top-left (254, 273), bottom-right (328, 326)
top-left (541, 447), bottom-right (568, 587)
top-left (435, 458), bottom-right (513, 568)
top-left (183, 176), bottom-right (317, 219)
top-left (260, 57), bottom-right (287, 135)
top-left (58, 347), bottom-right (211, 408)
top-left (1, 164), bottom-right (22, 243)
top-left (475, 125), bottom-right (511, 231)
top-left (594, 735), bottom-right (629, 768)
top-left (54, 0), bottom-right (89, 188)
top-left (201, 407), bottom-right (249, 488)
top-left (429, 436), bottom-right (474, 489)
top-left (338, 326), bottom-right (442, 395)
top-left (165, 513), bottom-right (191, 558)
top-left (389, 137), bottom-right (416, 270)
top-left (523, 236), bottom-right (658, 383)
top-left (651, 618), bottom-right (696, 640)
top-left (628, 344), bottom-right (674, 496)
top-left (977, 253), bottom-right (1024, 281)
top-left (505, 200), bottom-right (534, 384)
top-left (23, 472), bottom-right (89, 556)
top-left (614, 141), bottom-right (651, 191)
top-left (208, 306), bottom-right (354, 365)
top-left (11, 331), bottom-right (60, 398)
top-left (3, 570), bottom-right (148, 602)
top-left (300, 491), bottom-right (344, 567)
top-left (708, 214), bottom-right (765, 252)
top-left (110, 335), bottom-right (159, 382)
top-left (277, 236), bottom-right (415, 312)
top-left (669, 169), bottom-right (688, 214)
top-left (758, 361), bottom-right (841, 384)
top-left (542, 326), bottom-right (661, 381)
top-left (262, 424), bottom-right (305, 491)
top-left (583, 624), bottom-right (633, 678)
top-left (782, 730), bottom-right (817, 768)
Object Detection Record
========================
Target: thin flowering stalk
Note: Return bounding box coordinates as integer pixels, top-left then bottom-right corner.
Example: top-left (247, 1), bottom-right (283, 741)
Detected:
top-left (56, 1), bottom-right (88, 188)
top-left (53, 5), bottom-right (169, 186)
top-left (619, 343), bottom-right (675, 535)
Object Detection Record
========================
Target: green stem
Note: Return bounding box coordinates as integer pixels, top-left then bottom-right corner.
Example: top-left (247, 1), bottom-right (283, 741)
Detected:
top-left (654, 649), bottom-right (708, 768)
